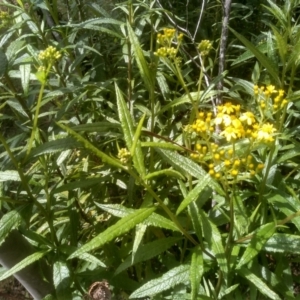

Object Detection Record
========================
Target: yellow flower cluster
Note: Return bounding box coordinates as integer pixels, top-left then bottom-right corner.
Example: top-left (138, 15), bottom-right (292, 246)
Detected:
top-left (197, 40), bottom-right (213, 56)
top-left (190, 141), bottom-right (264, 180)
top-left (186, 102), bottom-right (277, 144)
top-left (154, 28), bottom-right (183, 58)
top-left (38, 46), bottom-right (61, 66)
top-left (254, 85), bottom-right (288, 112)
top-left (185, 84), bottom-right (288, 181)
top-left (118, 148), bottom-right (131, 164)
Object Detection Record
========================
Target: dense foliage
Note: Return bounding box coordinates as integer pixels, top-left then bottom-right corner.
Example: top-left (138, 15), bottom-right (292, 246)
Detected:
top-left (1, 0), bottom-right (300, 299)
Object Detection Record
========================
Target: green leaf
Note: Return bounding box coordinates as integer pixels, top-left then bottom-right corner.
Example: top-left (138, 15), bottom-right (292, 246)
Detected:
top-left (231, 43), bottom-right (268, 66)
top-left (263, 233), bottom-right (300, 254)
top-left (127, 22), bottom-right (154, 92)
top-left (190, 247), bottom-right (203, 300)
top-left (28, 138), bottom-right (81, 160)
top-left (68, 207), bottom-right (156, 259)
top-left (115, 237), bottom-right (182, 275)
top-left (199, 209), bottom-right (228, 280)
top-left (141, 141), bottom-right (184, 152)
top-left (52, 176), bottom-right (108, 194)
top-left (130, 113), bottom-right (146, 156)
top-left (268, 193), bottom-right (300, 230)
top-left (0, 210), bottom-right (22, 246)
top-left (263, 0), bottom-right (287, 28)
top-left (144, 169), bottom-right (185, 181)
top-left (77, 253), bottom-right (107, 268)
top-left (237, 267), bottom-right (281, 300)
top-left (236, 222), bottom-right (275, 269)
top-left (188, 202), bottom-right (203, 242)
top-left (5, 40), bottom-right (25, 61)
top-left (0, 48), bottom-right (8, 77)
top-left (159, 90), bottom-right (219, 115)
top-left (276, 147), bottom-right (300, 163)
top-left (71, 122), bottom-right (120, 132)
top-left (132, 224), bottom-right (147, 264)
top-left (56, 122), bottom-right (124, 170)
top-left (20, 63), bottom-right (31, 96)
top-left (95, 203), bottom-right (180, 232)
top-left (157, 149), bottom-right (224, 195)
top-left (230, 27), bottom-right (281, 86)
top-left (0, 250), bottom-right (49, 281)
top-left (129, 264), bottom-right (190, 298)
top-left (176, 174), bottom-right (212, 215)
top-left (269, 24), bottom-right (287, 66)
top-left (0, 171), bottom-right (20, 182)
top-left (53, 261), bottom-right (72, 300)
top-left (115, 83), bottom-right (146, 177)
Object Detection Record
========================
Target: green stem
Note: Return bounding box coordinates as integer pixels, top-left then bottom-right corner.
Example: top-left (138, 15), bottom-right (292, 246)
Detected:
top-left (26, 66), bottom-right (50, 158)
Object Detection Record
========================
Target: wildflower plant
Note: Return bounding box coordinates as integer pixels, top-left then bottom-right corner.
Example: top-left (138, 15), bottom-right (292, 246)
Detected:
top-left (0, 1), bottom-right (300, 300)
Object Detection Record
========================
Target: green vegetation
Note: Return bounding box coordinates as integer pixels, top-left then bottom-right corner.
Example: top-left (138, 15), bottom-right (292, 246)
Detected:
top-left (0, 0), bottom-right (300, 299)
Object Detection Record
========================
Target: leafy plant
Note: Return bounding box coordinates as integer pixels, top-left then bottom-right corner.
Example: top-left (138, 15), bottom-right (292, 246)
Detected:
top-left (0, 0), bottom-right (300, 300)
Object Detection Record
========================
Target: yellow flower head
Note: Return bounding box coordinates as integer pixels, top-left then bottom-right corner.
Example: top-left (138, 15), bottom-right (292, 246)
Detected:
top-left (239, 112), bottom-right (256, 126)
top-left (256, 123), bottom-right (276, 142)
top-left (38, 46), bottom-right (61, 66)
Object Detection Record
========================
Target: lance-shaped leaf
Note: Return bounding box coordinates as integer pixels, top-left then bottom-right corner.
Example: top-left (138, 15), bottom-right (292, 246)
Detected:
top-left (0, 250), bottom-right (50, 281)
top-left (157, 149), bottom-right (224, 195)
top-left (68, 207), bottom-right (156, 259)
top-left (127, 22), bottom-right (154, 92)
top-left (95, 203), bottom-right (180, 232)
top-left (199, 209), bottom-right (228, 280)
top-left (115, 83), bottom-right (146, 177)
top-left (176, 174), bottom-right (212, 215)
top-left (237, 267), bottom-right (281, 300)
top-left (129, 264), bottom-right (190, 298)
top-left (53, 261), bottom-right (72, 300)
top-left (0, 210), bottom-right (22, 246)
top-left (236, 222), bottom-right (275, 269)
top-left (230, 27), bottom-right (281, 86)
top-left (116, 237), bottom-right (182, 275)
top-left (57, 122), bottom-right (124, 170)
top-left (190, 247), bottom-right (203, 300)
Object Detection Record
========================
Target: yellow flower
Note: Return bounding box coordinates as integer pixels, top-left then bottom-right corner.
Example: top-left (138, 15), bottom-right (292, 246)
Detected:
top-left (231, 169), bottom-right (238, 176)
top-left (239, 112), bottom-right (256, 126)
top-left (220, 126), bottom-right (238, 142)
top-left (256, 123), bottom-right (276, 142)
top-left (266, 85), bottom-right (277, 94)
top-left (218, 102), bottom-right (237, 114)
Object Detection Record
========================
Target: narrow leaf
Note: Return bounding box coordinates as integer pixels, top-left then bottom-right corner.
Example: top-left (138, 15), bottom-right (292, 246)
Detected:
top-left (115, 237), bottom-right (182, 275)
top-left (68, 207), bottom-right (156, 259)
top-left (115, 83), bottom-right (146, 177)
top-left (238, 267), bottom-right (281, 300)
top-left (144, 169), bottom-right (185, 181)
top-left (0, 171), bottom-right (20, 182)
top-left (57, 122), bottom-right (124, 169)
top-left (190, 247), bottom-right (203, 300)
top-left (0, 210), bottom-right (22, 246)
top-left (127, 22), bottom-right (154, 92)
top-left (176, 174), bottom-right (212, 215)
top-left (0, 250), bottom-right (49, 281)
top-left (157, 149), bottom-right (224, 195)
top-left (236, 222), bottom-right (275, 269)
top-left (129, 264), bottom-right (190, 298)
top-left (199, 209), bottom-right (228, 280)
top-left (95, 203), bottom-right (180, 232)
top-left (230, 27), bottom-right (281, 86)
